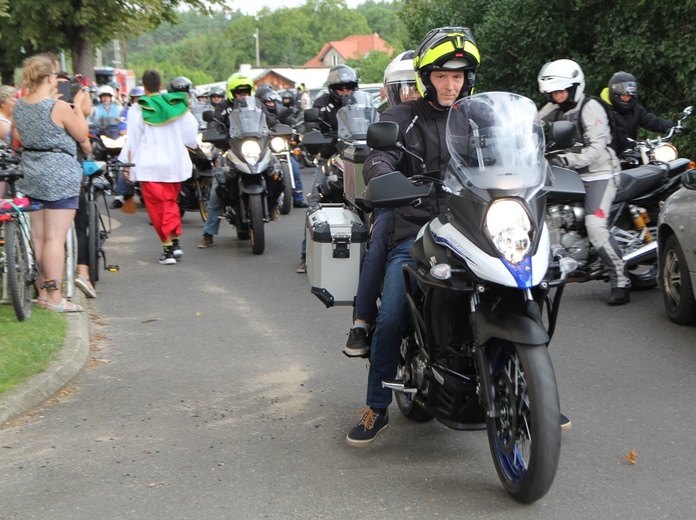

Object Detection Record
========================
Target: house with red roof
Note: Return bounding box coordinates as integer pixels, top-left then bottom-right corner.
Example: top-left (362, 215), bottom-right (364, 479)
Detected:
top-left (304, 34), bottom-right (392, 67)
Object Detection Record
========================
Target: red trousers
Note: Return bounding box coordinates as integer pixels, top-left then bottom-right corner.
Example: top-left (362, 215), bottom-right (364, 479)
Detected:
top-left (140, 181), bottom-right (183, 243)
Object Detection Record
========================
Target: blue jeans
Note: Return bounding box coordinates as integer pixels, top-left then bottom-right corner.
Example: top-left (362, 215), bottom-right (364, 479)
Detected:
top-left (366, 239), bottom-right (415, 409)
top-left (354, 208), bottom-right (392, 324)
top-left (290, 156), bottom-right (304, 202)
top-left (301, 162), bottom-right (329, 255)
top-left (203, 176), bottom-right (224, 236)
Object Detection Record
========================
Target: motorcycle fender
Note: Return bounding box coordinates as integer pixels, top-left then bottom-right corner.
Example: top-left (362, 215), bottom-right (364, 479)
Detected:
top-left (473, 308), bottom-right (549, 346)
top-left (239, 182), bottom-right (265, 196)
top-left (623, 241), bottom-right (657, 267)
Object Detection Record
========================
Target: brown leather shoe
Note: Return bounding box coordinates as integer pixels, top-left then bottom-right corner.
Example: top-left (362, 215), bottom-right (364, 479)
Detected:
top-left (197, 234), bottom-right (214, 248)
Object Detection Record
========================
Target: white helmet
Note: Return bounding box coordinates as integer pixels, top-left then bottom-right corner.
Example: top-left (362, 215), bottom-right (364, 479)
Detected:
top-left (383, 50), bottom-right (417, 107)
top-left (537, 59), bottom-right (585, 104)
top-left (96, 85), bottom-right (115, 98)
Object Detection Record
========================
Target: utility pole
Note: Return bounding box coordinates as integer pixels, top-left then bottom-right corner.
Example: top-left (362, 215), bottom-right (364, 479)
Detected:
top-left (254, 28), bottom-right (260, 67)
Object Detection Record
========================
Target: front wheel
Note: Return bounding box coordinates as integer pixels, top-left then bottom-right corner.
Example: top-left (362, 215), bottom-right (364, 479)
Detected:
top-left (486, 341), bottom-right (560, 504)
top-left (248, 194), bottom-right (265, 255)
top-left (87, 200), bottom-right (101, 285)
top-left (280, 162), bottom-right (293, 215)
top-left (661, 234), bottom-right (696, 324)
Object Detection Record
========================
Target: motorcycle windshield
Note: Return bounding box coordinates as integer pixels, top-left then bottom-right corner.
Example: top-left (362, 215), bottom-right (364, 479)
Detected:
top-left (337, 91), bottom-right (380, 141)
top-left (444, 92), bottom-right (547, 201)
top-left (228, 97), bottom-right (269, 139)
top-left (189, 101), bottom-right (209, 129)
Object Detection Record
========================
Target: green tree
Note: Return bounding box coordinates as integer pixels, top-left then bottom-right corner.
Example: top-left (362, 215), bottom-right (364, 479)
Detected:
top-left (1, 0), bottom-right (222, 82)
top-left (347, 50), bottom-right (392, 83)
top-left (357, 1), bottom-right (409, 51)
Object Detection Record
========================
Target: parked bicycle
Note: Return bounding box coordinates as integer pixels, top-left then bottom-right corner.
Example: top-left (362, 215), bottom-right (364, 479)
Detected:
top-left (82, 160), bottom-right (125, 284)
top-left (0, 146), bottom-right (41, 321)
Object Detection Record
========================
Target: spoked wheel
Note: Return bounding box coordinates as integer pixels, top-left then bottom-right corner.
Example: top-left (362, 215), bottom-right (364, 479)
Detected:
top-left (198, 177), bottom-right (213, 222)
top-left (248, 194), bottom-right (265, 255)
top-left (87, 200), bottom-right (101, 285)
top-left (394, 335), bottom-right (433, 422)
top-left (486, 341), bottom-right (560, 504)
top-left (280, 162), bottom-right (293, 215)
top-left (5, 219), bottom-right (34, 321)
top-left (661, 235), bottom-right (696, 324)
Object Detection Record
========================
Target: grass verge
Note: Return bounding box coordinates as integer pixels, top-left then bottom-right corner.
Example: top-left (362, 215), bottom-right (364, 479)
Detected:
top-left (0, 303), bottom-right (67, 395)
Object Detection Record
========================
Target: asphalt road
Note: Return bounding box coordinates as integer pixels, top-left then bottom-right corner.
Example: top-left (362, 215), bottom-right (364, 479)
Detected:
top-left (1, 169), bottom-right (695, 519)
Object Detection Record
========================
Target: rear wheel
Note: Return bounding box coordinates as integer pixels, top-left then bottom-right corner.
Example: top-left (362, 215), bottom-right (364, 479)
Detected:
top-left (486, 341), bottom-right (560, 504)
top-left (87, 200), bottom-right (101, 284)
top-left (394, 334), bottom-right (433, 422)
top-left (5, 219), bottom-right (33, 321)
top-left (661, 234), bottom-right (696, 324)
top-left (249, 194), bottom-right (265, 255)
top-left (198, 176), bottom-right (212, 222)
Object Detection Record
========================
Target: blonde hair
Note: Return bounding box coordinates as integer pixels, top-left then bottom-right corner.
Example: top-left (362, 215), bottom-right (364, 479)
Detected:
top-left (21, 53), bottom-right (58, 93)
top-left (0, 85), bottom-right (17, 105)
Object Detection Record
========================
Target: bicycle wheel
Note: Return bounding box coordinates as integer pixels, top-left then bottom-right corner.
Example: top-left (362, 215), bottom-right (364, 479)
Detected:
top-left (5, 219), bottom-right (33, 321)
top-left (88, 200), bottom-right (101, 284)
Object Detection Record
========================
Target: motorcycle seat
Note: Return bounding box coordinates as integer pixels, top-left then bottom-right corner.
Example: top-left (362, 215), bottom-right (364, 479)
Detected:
top-left (615, 165), bottom-right (665, 203)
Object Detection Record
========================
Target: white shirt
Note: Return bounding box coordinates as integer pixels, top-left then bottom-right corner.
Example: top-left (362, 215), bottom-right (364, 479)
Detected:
top-left (119, 103), bottom-right (199, 183)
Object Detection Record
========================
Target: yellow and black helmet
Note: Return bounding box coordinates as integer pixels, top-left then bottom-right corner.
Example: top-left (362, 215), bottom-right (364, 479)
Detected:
top-left (226, 73), bottom-right (254, 101)
top-left (413, 27), bottom-right (480, 102)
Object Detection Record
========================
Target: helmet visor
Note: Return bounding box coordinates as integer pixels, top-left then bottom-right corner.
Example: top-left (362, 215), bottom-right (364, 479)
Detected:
top-left (612, 81), bottom-right (640, 97)
top-left (386, 81), bottom-right (418, 106)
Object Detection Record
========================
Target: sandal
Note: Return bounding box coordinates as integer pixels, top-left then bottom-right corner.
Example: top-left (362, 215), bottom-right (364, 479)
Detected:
top-left (36, 296), bottom-right (48, 307)
top-left (44, 298), bottom-right (84, 313)
top-left (75, 276), bottom-right (97, 299)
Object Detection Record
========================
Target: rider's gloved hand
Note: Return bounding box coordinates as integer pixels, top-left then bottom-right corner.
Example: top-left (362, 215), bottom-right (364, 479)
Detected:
top-left (676, 125), bottom-right (691, 135)
top-left (549, 155), bottom-right (569, 167)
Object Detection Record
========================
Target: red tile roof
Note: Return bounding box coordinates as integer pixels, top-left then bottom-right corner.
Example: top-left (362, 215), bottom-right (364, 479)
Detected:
top-left (304, 34), bottom-right (392, 66)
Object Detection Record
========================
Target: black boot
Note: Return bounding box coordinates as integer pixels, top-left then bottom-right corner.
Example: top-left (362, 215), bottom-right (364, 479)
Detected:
top-left (607, 287), bottom-right (630, 306)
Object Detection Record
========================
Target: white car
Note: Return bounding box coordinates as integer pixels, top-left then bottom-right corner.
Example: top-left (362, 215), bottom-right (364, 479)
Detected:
top-left (657, 169), bottom-right (696, 324)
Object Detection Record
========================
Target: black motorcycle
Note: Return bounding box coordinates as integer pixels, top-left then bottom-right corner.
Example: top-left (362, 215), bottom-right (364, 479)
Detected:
top-left (202, 96), bottom-right (285, 255)
top-left (363, 92), bottom-right (575, 503)
top-left (546, 139), bottom-right (694, 290)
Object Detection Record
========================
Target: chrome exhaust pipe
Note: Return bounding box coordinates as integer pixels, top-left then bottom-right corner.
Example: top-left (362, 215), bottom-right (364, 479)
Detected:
top-left (623, 241), bottom-right (658, 266)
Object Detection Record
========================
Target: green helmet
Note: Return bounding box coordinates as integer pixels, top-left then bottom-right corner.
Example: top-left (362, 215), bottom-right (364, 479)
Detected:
top-left (226, 73), bottom-right (254, 101)
top-left (413, 27), bottom-right (480, 102)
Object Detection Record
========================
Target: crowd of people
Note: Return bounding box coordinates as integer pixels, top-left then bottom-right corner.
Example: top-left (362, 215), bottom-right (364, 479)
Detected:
top-left (0, 26), bottom-right (687, 448)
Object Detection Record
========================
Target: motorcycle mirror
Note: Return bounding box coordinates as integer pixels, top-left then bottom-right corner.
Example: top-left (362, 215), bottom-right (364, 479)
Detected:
top-left (548, 121), bottom-right (575, 150)
top-left (364, 171), bottom-right (434, 209)
top-left (366, 121), bottom-right (399, 150)
top-left (276, 105), bottom-right (291, 120)
top-left (202, 110), bottom-right (215, 123)
top-left (683, 106), bottom-right (693, 117)
top-left (682, 169), bottom-right (696, 190)
top-left (304, 108), bottom-right (320, 122)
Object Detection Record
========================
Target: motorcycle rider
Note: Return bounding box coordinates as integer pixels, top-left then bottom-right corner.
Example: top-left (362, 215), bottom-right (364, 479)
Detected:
top-left (345, 27), bottom-right (480, 446)
top-left (90, 84), bottom-right (123, 139)
top-left (600, 71), bottom-right (688, 153)
top-left (209, 85), bottom-right (225, 109)
top-left (538, 59), bottom-right (630, 306)
top-left (343, 50), bottom-right (418, 357)
top-left (198, 73), bottom-right (281, 247)
top-left (256, 85), bottom-right (308, 209)
top-left (110, 85), bottom-right (146, 209)
top-left (296, 64), bottom-right (360, 273)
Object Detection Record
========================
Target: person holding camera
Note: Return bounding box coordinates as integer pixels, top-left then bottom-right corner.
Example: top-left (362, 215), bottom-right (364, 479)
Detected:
top-left (12, 52), bottom-right (92, 312)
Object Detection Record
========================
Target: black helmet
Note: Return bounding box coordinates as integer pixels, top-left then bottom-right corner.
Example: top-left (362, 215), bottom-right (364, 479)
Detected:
top-left (256, 85), bottom-right (281, 113)
top-left (167, 76), bottom-right (193, 94)
top-left (413, 27), bottom-right (480, 103)
top-left (608, 71), bottom-right (640, 115)
top-left (279, 89), bottom-right (295, 108)
top-left (326, 65), bottom-right (359, 103)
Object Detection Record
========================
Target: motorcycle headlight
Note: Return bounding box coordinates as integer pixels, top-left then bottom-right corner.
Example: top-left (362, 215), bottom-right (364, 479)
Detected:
top-left (241, 140), bottom-right (262, 166)
top-left (653, 143), bottom-right (678, 163)
top-left (100, 134), bottom-right (127, 149)
top-left (485, 199), bottom-right (533, 265)
top-left (270, 137), bottom-right (287, 153)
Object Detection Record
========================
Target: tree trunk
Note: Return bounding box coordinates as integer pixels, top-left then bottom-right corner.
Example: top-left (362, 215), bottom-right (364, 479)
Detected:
top-left (71, 29), bottom-right (95, 84)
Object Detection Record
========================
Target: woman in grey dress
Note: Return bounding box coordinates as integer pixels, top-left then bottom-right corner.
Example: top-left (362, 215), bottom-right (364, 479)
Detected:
top-left (12, 52), bottom-right (92, 312)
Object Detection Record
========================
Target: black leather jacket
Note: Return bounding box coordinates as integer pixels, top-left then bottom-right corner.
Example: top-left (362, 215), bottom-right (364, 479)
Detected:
top-left (363, 97), bottom-right (450, 249)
